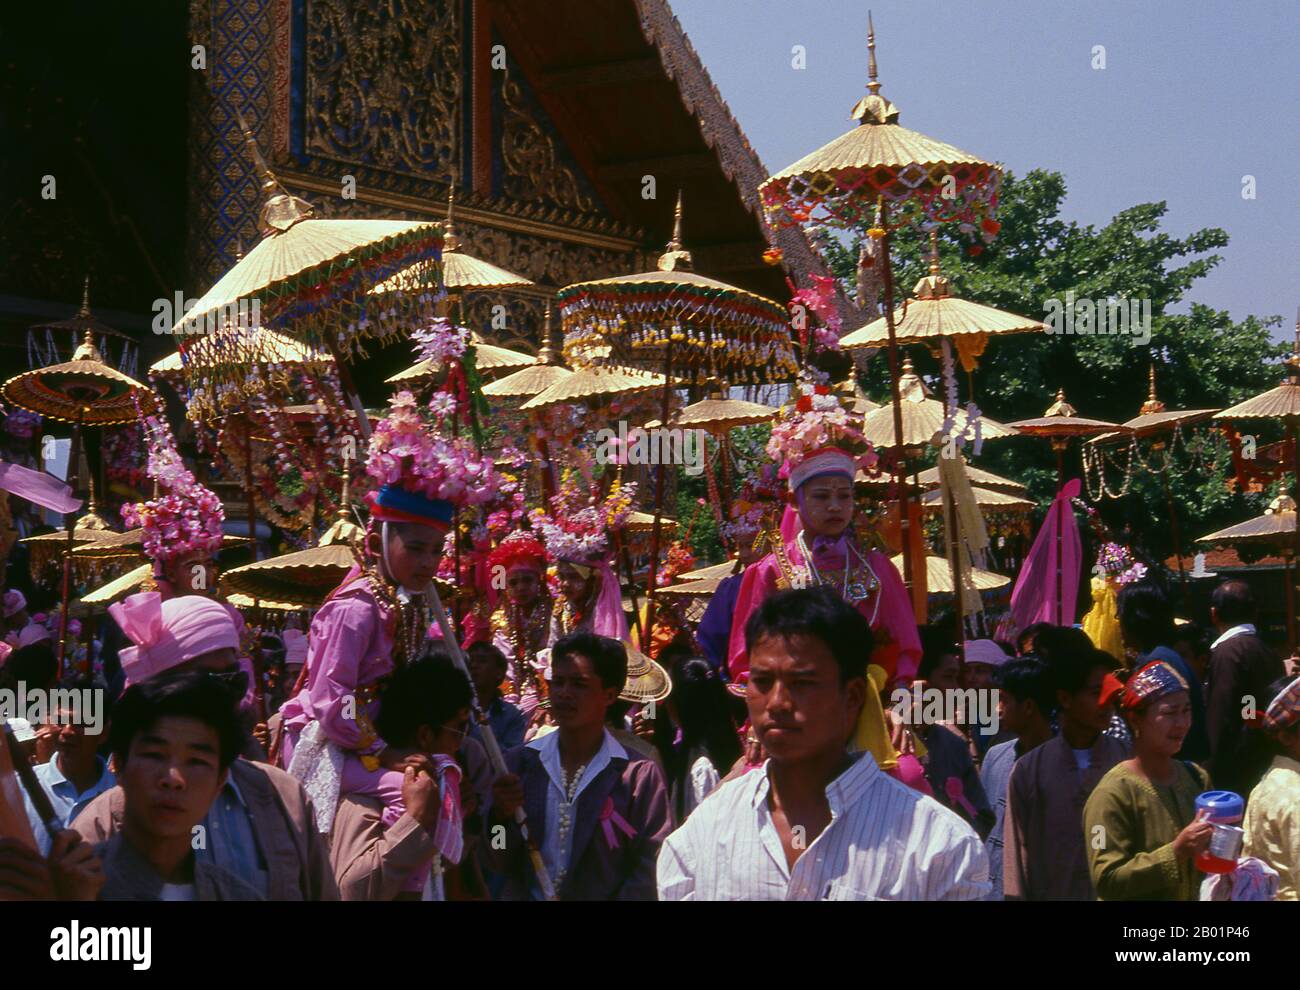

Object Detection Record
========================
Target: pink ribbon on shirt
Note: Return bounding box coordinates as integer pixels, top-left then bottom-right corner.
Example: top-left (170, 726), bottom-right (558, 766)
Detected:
top-left (599, 797), bottom-right (636, 851)
top-left (944, 777), bottom-right (977, 820)
top-left (431, 755), bottom-right (464, 865)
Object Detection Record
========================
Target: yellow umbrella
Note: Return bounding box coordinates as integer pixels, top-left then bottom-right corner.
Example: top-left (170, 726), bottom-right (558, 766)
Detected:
top-left (519, 365), bottom-right (665, 412)
top-left (678, 560), bottom-right (741, 581)
top-left (79, 563), bottom-right (154, 607)
top-left (388, 334), bottom-right (536, 384)
top-left (860, 358), bottom-right (1015, 450)
top-left (919, 486), bottom-right (1034, 513)
top-left (172, 118), bottom-right (442, 438)
top-left (915, 463), bottom-right (1026, 495)
top-left (890, 554), bottom-right (1009, 594)
top-left (840, 235), bottom-right (1045, 370)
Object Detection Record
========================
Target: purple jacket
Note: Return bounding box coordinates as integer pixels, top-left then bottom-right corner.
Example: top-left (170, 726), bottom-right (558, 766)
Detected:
top-left (484, 742), bottom-right (671, 901)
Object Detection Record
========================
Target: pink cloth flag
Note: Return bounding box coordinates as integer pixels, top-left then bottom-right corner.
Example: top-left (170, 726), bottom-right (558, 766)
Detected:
top-left (0, 460), bottom-right (82, 515)
top-left (1009, 478), bottom-right (1083, 630)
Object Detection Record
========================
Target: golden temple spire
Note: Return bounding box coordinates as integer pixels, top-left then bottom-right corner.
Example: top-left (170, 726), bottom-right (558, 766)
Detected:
top-left (78, 275), bottom-right (91, 318)
top-left (1045, 388), bottom-right (1077, 418)
top-left (539, 301), bottom-right (558, 364)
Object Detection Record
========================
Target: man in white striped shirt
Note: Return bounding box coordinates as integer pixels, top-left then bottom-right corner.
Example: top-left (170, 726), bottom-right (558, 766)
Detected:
top-left (657, 587), bottom-right (990, 900)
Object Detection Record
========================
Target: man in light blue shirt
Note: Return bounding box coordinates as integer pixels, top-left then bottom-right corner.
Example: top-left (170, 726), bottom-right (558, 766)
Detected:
top-left (22, 676), bottom-right (116, 855)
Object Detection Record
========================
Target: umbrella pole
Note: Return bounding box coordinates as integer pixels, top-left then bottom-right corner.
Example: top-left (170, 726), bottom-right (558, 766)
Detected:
top-left (947, 487), bottom-right (966, 645)
top-left (718, 432), bottom-right (734, 519)
top-left (1159, 460), bottom-right (1186, 593)
top-left (702, 435), bottom-right (726, 534)
top-left (56, 411), bottom-right (85, 674)
top-left (325, 340), bottom-right (372, 441)
top-left (1292, 420), bottom-right (1300, 642)
top-left (244, 423), bottom-right (259, 562)
top-left (645, 341), bottom-right (674, 637)
top-left (878, 202), bottom-right (913, 598)
top-left (616, 532), bottom-right (644, 644)
top-left (1054, 440), bottom-right (1066, 625)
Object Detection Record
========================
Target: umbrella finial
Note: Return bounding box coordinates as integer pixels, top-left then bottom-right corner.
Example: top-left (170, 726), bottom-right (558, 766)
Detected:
top-left (443, 185), bottom-right (461, 253)
top-left (1140, 363), bottom-right (1165, 415)
top-left (852, 12), bottom-right (899, 124)
top-left (78, 275), bottom-right (91, 318)
top-left (658, 191), bottom-right (693, 272)
top-left (235, 108), bottom-right (315, 235)
top-left (914, 230), bottom-right (951, 300)
top-left (539, 301), bottom-right (558, 364)
top-left (1045, 388), bottom-right (1077, 418)
top-left (867, 10), bottom-right (879, 94)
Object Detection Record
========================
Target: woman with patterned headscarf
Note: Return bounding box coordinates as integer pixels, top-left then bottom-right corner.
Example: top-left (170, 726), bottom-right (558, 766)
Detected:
top-left (1084, 660), bottom-right (1214, 900)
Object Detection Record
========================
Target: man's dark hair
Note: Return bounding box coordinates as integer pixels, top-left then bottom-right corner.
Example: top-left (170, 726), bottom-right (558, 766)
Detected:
top-left (918, 623), bottom-right (958, 681)
top-left (995, 657), bottom-right (1056, 718)
top-left (376, 648), bottom-right (473, 746)
top-left (467, 640), bottom-right (508, 672)
top-left (1171, 623), bottom-right (1210, 656)
top-left (1211, 580), bottom-right (1256, 627)
top-left (109, 672), bottom-right (242, 771)
top-left (1, 641), bottom-right (57, 691)
top-left (56, 673), bottom-right (113, 723)
top-left (1117, 581), bottom-right (1176, 652)
top-left (1016, 621), bottom-right (1054, 656)
top-left (1048, 644), bottom-right (1119, 696)
top-left (552, 632), bottom-right (628, 694)
top-left (1031, 625), bottom-right (1092, 665)
top-left (743, 586), bottom-right (872, 685)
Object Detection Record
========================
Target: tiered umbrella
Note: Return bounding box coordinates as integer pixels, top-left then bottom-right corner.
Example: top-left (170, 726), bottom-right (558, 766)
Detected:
top-left (861, 358), bottom-right (1015, 450)
top-left (171, 117), bottom-right (443, 439)
top-left (1008, 388), bottom-right (1123, 623)
top-left (890, 553), bottom-right (1010, 594)
top-left (150, 324), bottom-right (333, 423)
top-left (20, 480), bottom-right (125, 586)
top-left (27, 276), bottom-right (140, 379)
top-left (482, 312), bottom-right (575, 400)
top-left (388, 334), bottom-right (536, 385)
top-left (841, 232), bottom-right (1045, 414)
top-left (1212, 321), bottom-right (1300, 629)
top-left (1087, 364), bottom-right (1221, 582)
top-left (759, 14), bottom-right (1003, 607)
top-left (2, 330), bottom-right (159, 666)
top-left (916, 463), bottom-right (1027, 495)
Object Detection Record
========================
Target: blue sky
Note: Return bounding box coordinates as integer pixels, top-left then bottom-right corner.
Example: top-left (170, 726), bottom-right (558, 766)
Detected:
top-left (673, 0), bottom-right (1298, 336)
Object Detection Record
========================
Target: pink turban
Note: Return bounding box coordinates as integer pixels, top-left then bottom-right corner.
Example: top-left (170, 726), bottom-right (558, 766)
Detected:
top-left (109, 592), bottom-right (240, 682)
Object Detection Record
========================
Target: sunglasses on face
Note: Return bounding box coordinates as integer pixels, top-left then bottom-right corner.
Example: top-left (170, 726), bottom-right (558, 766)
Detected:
top-left (207, 668), bottom-right (250, 700)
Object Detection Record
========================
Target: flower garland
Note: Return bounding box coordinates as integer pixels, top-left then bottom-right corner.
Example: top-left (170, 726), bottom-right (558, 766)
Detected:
top-left (529, 474), bottom-right (636, 563)
top-left (121, 412), bottom-right (224, 562)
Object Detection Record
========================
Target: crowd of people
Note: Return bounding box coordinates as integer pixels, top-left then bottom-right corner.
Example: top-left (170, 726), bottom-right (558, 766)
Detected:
top-left (2, 390), bottom-right (1299, 903)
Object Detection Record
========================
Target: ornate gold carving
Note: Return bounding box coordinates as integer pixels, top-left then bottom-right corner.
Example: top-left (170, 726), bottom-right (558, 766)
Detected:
top-left (500, 67), bottom-right (597, 215)
top-left (304, 0), bottom-right (462, 181)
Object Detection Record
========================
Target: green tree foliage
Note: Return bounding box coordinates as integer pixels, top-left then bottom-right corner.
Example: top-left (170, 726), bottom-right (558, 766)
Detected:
top-left (822, 169), bottom-right (1287, 565)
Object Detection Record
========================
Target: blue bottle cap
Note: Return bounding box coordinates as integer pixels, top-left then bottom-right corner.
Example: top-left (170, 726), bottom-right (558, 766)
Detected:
top-left (1195, 790), bottom-right (1244, 819)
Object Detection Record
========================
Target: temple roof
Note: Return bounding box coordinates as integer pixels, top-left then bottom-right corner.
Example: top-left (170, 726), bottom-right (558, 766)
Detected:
top-left (490, 0), bottom-right (861, 322)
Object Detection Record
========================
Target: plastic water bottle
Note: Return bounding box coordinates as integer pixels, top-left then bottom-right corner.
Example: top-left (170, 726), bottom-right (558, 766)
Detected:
top-left (1194, 791), bottom-right (1245, 874)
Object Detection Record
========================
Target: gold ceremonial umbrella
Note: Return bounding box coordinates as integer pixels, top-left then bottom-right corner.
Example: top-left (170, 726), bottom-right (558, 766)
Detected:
top-left (3, 330), bottom-right (160, 667)
top-left (1198, 494), bottom-right (1298, 645)
top-left (72, 528), bottom-right (250, 559)
top-left (152, 325), bottom-right (333, 423)
top-left (861, 358), bottom-right (1015, 450)
top-left (219, 460), bottom-right (366, 607)
top-left (1088, 364), bottom-right (1220, 582)
top-left (373, 187), bottom-right (533, 294)
top-left (919, 486), bottom-right (1034, 513)
top-left (482, 331), bottom-right (574, 399)
top-left (624, 511), bottom-right (679, 534)
top-left (28, 276), bottom-right (139, 379)
top-left (840, 234), bottom-right (1045, 366)
top-left (657, 576), bottom-right (724, 597)
top-left (678, 559), bottom-right (741, 581)
top-left (173, 118), bottom-right (443, 439)
top-left (916, 463), bottom-right (1026, 495)
top-left (891, 554), bottom-right (1010, 594)
top-left (519, 365), bottom-right (666, 412)
top-left (388, 334), bottom-right (536, 385)
top-left (1213, 319), bottom-right (1300, 625)
top-left (1007, 388), bottom-right (1123, 622)
top-left (2, 331), bottom-right (158, 428)
top-left (760, 15), bottom-right (1002, 614)
top-left (79, 562), bottom-right (153, 607)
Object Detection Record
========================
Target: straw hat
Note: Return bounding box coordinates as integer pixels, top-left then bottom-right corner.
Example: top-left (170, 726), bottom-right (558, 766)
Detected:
top-left (620, 642), bottom-right (672, 704)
